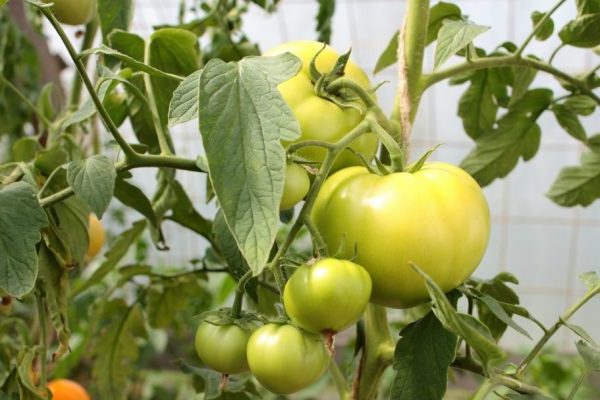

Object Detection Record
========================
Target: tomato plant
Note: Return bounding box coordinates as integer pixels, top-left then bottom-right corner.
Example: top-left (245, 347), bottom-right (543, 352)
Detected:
top-left (283, 258), bottom-right (372, 333)
top-left (246, 323), bottom-right (329, 394)
top-left (0, 0), bottom-right (599, 399)
top-left (312, 162), bottom-right (490, 308)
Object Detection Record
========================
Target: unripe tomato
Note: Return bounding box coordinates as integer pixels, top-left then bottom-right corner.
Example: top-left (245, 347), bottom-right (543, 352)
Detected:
top-left (42, 0), bottom-right (97, 26)
top-left (47, 379), bottom-right (90, 400)
top-left (265, 41), bottom-right (378, 171)
top-left (194, 321), bottom-right (252, 375)
top-left (280, 162), bottom-right (310, 210)
top-left (246, 324), bottom-right (329, 394)
top-left (283, 258), bottom-right (371, 334)
top-left (86, 214), bottom-right (105, 260)
top-left (312, 162), bottom-right (490, 308)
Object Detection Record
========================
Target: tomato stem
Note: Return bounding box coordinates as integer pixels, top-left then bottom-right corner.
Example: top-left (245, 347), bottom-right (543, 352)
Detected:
top-left (35, 289), bottom-right (48, 389)
top-left (230, 271), bottom-right (253, 319)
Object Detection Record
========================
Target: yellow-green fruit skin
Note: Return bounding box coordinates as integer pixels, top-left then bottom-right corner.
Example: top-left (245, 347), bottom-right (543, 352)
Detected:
top-left (283, 258), bottom-right (371, 333)
top-left (265, 41), bottom-right (378, 171)
top-left (312, 162), bottom-right (491, 308)
top-left (43, 0), bottom-right (97, 26)
top-left (246, 324), bottom-right (329, 394)
top-left (194, 322), bottom-right (251, 374)
top-left (280, 163), bottom-right (310, 210)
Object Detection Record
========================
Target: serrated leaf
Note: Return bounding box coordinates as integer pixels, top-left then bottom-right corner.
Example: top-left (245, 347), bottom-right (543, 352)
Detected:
top-left (66, 155), bottom-right (116, 218)
top-left (146, 275), bottom-right (204, 328)
top-left (374, 30), bottom-right (398, 74)
top-left (0, 182), bottom-right (48, 297)
top-left (576, 0), bottom-right (600, 15)
top-left (316, 0), bottom-right (335, 44)
top-left (98, 0), bottom-right (134, 44)
top-left (553, 104), bottom-right (587, 142)
top-left (475, 273), bottom-right (521, 340)
top-left (390, 311), bottom-right (457, 400)
top-left (559, 14), bottom-right (600, 48)
top-left (473, 293), bottom-right (531, 339)
top-left (113, 177), bottom-right (158, 228)
top-left (427, 2), bottom-right (462, 45)
top-left (199, 53), bottom-right (302, 275)
top-left (458, 70), bottom-right (497, 139)
top-left (564, 95), bottom-right (596, 116)
top-left (434, 20), bottom-right (489, 69)
top-left (461, 89), bottom-right (552, 186)
top-left (72, 220), bottom-right (146, 296)
top-left (576, 340), bottom-right (600, 371)
top-left (510, 67), bottom-right (537, 106)
top-left (169, 69), bottom-right (202, 127)
top-left (92, 300), bottom-right (145, 399)
top-left (413, 265), bottom-right (506, 371)
top-left (149, 28), bottom-right (201, 127)
top-left (547, 151), bottom-right (600, 206)
top-left (531, 11), bottom-right (554, 41)
top-left (580, 271), bottom-right (600, 291)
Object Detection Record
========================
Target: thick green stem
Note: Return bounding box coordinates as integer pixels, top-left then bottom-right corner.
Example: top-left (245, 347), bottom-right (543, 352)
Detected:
top-left (230, 271), bottom-right (253, 319)
top-left (515, 0), bottom-right (567, 57)
top-left (69, 19), bottom-right (98, 108)
top-left (354, 304), bottom-right (394, 400)
top-left (471, 378), bottom-right (496, 400)
top-left (39, 7), bottom-right (137, 158)
top-left (514, 284), bottom-right (600, 377)
top-left (403, 0), bottom-right (429, 109)
top-left (35, 291), bottom-right (48, 389)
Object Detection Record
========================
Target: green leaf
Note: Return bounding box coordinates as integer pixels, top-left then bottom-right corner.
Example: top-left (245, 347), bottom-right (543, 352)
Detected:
top-left (0, 182), bottom-right (48, 297)
top-left (34, 144), bottom-right (68, 175)
top-left (575, 0), bottom-right (600, 15)
top-left (413, 265), bottom-right (506, 371)
top-left (589, 134), bottom-right (600, 152)
top-left (12, 137), bottom-right (41, 162)
top-left (434, 20), bottom-right (489, 69)
top-left (427, 2), bottom-right (462, 45)
top-left (564, 95), bottom-right (596, 116)
top-left (531, 11), bottom-right (554, 41)
top-left (472, 292), bottom-right (531, 339)
top-left (374, 31), bottom-right (398, 74)
top-left (559, 14), bottom-right (600, 48)
top-left (169, 69), bottom-right (202, 127)
top-left (461, 89), bottom-right (552, 186)
top-left (316, 0), bottom-right (335, 44)
top-left (148, 29), bottom-right (201, 127)
top-left (146, 275), bottom-right (204, 329)
top-left (576, 340), bottom-right (600, 371)
top-left (580, 271), bottom-right (600, 291)
top-left (167, 180), bottom-right (213, 241)
top-left (212, 211), bottom-right (257, 301)
top-left (66, 155), bottom-right (116, 218)
top-left (108, 30), bottom-right (145, 62)
top-left (92, 300), bottom-right (145, 399)
top-left (475, 273), bottom-right (521, 340)
top-left (390, 311), bottom-right (457, 400)
top-left (59, 79), bottom-right (116, 131)
top-left (98, 0), bottom-right (134, 43)
top-left (458, 70), bottom-right (497, 139)
top-left (113, 177), bottom-right (158, 228)
top-left (553, 104), bottom-right (587, 142)
top-left (562, 321), bottom-right (596, 344)
top-left (199, 53), bottom-right (301, 275)
top-left (547, 151), bottom-right (600, 206)
top-left (510, 67), bottom-right (537, 106)
top-left (72, 220), bottom-right (146, 296)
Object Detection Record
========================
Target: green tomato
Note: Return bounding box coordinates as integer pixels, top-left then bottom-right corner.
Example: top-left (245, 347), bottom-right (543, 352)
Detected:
top-left (312, 162), bottom-right (490, 308)
top-left (194, 321), bottom-right (252, 375)
top-left (283, 258), bottom-right (371, 334)
top-left (280, 162), bottom-right (310, 210)
top-left (265, 41), bottom-right (378, 171)
top-left (246, 324), bottom-right (329, 394)
top-left (42, 0), bottom-right (97, 26)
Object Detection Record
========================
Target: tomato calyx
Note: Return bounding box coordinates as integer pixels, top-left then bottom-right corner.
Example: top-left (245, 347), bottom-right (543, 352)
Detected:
top-left (200, 308), bottom-right (263, 331)
top-left (406, 144), bottom-right (442, 173)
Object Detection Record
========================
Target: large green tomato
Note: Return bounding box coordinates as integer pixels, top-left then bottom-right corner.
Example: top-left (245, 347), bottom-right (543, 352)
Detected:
top-left (280, 162), bottom-right (310, 210)
top-left (194, 321), bottom-right (252, 375)
top-left (265, 41), bottom-right (378, 171)
top-left (312, 162), bottom-right (490, 308)
top-left (283, 258), bottom-right (371, 334)
top-left (246, 324), bottom-right (329, 394)
top-left (42, 0), bottom-right (97, 26)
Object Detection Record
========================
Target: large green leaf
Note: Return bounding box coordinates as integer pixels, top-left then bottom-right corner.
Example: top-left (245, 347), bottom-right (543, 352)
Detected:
top-left (145, 275), bottom-right (204, 329)
top-left (167, 181), bottom-right (213, 241)
top-left (0, 182), bottom-right (48, 297)
top-left (98, 0), bottom-right (134, 43)
top-left (547, 151), bottom-right (600, 206)
top-left (148, 28), bottom-right (201, 127)
top-left (457, 70), bottom-right (497, 139)
top-left (199, 53), bottom-right (301, 275)
top-left (66, 155), bottom-right (116, 218)
top-left (461, 89), bottom-right (553, 186)
top-left (113, 177), bottom-right (158, 228)
top-left (434, 20), bottom-right (489, 69)
top-left (575, 0), bottom-right (600, 14)
top-left (559, 14), bottom-right (600, 48)
top-left (390, 311), bottom-right (457, 400)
